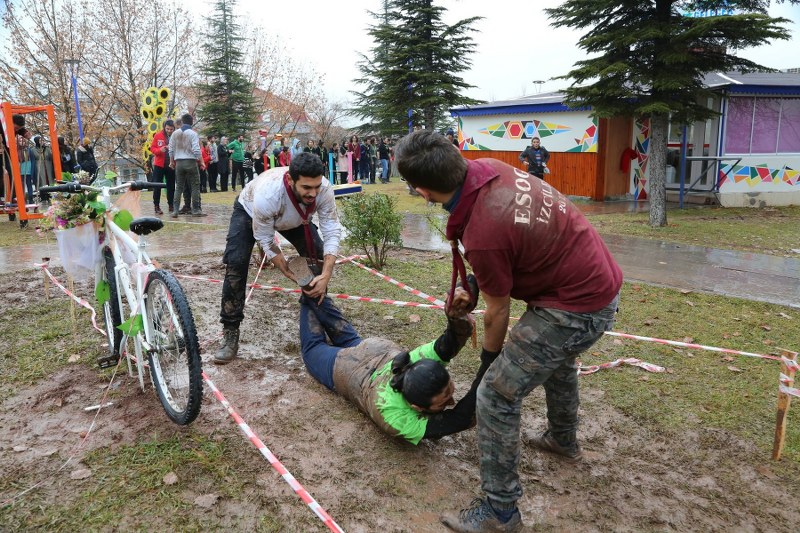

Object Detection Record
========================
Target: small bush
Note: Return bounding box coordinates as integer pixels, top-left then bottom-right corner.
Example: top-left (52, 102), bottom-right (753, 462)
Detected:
top-left (341, 192), bottom-right (403, 269)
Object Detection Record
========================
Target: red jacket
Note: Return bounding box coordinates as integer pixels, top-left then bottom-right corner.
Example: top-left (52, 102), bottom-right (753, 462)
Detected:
top-left (279, 150), bottom-right (291, 167)
top-left (201, 145), bottom-right (212, 166)
top-left (150, 130), bottom-right (169, 168)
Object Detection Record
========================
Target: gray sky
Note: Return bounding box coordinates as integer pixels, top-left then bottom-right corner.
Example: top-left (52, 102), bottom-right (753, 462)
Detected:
top-left (196, 0), bottom-right (800, 104)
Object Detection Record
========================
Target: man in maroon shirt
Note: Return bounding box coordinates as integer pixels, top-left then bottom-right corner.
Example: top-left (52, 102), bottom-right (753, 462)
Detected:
top-left (396, 130), bottom-right (622, 533)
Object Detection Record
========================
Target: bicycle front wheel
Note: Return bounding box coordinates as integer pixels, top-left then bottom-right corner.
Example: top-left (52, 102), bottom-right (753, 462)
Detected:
top-left (99, 247), bottom-right (123, 368)
top-left (145, 269), bottom-right (203, 425)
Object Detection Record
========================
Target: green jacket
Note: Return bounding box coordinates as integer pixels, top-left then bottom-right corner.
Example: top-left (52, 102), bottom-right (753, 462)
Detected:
top-left (227, 139), bottom-right (245, 162)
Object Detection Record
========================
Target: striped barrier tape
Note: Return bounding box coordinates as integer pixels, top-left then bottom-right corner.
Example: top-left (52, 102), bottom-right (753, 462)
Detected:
top-left (36, 262), bottom-right (106, 336)
top-left (337, 256), bottom-right (446, 306)
top-left (603, 331), bottom-right (781, 362)
top-left (783, 357), bottom-right (800, 372)
top-left (579, 357), bottom-right (666, 375)
top-left (202, 372), bottom-right (344, 533)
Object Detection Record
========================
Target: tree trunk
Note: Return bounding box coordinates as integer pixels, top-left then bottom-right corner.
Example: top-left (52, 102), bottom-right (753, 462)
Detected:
top-left (648, 113), bottom-right (668, 227)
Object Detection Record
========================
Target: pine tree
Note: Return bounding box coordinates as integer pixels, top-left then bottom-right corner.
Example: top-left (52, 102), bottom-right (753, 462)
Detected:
top-left (547, 0), bottom-right (794, 227)
top-left (353, 0), bottom-right (482, 135)
top-left (196, 0), bottom-right (257, 138)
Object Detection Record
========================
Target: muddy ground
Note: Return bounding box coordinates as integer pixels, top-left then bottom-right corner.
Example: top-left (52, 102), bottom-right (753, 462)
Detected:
top-left (1, 251), bottom-right (798, 532)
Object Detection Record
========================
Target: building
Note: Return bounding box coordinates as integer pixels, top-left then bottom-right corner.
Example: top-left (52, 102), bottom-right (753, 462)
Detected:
top-left (450, 71), bottom-right (800, 207)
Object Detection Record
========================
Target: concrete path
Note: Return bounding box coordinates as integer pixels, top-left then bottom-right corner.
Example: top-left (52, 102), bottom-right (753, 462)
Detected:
top-left (4, 202), bottom-right (798, 308)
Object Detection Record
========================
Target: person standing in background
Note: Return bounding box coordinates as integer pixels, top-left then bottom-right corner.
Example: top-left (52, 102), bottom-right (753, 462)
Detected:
top-left (208, 135), bottom-right (219, 192)
top-left (217, 136), bottom-right (231, 192)
top-left (149, 120), bottom-right (175, 215)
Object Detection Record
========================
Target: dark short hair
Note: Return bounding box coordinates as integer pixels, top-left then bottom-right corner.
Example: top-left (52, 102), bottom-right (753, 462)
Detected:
top-left (395, 130), bottom-right (466, 193)
top-left (181, 113), bottom-right (193, 126)
top-left (12, 114), bottom-right (25, 127)
top-left (289, 152), bottom-right (325, 181)
top-left (389, 353), bottom-right (450, 408)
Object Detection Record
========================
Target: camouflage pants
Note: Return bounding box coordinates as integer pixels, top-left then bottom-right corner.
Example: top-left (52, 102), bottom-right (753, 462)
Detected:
top-left (477, 294), bottom-right (619, 504)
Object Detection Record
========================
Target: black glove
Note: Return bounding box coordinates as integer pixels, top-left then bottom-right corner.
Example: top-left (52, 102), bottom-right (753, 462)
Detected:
top-left (480, 348), bottom-right (501, 367)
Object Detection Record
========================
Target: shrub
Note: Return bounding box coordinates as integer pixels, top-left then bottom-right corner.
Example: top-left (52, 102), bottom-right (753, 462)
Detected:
top-left (341, 192), bottom-right (403, 269)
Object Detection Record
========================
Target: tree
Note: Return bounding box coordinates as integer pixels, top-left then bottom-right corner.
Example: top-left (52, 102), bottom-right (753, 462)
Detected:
top-left (547, 0), bottom-right (793, 227)
top-left (353, 0), bottom-right (483, 135)
top-left (196, 0), bottom-right (257, 138)
top-left (0, 0), bottom-right (198, 169)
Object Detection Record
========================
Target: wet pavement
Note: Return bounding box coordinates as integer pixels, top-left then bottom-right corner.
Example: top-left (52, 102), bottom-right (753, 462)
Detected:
top-left (4, 200), bottom-right (798, 308)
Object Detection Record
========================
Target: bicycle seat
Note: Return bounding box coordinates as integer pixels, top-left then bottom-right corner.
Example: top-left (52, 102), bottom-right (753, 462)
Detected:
top-left (129, 217), bottom-right (164, 235)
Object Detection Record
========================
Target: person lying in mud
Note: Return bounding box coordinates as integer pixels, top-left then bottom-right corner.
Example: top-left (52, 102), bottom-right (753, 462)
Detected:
top-left (295, 263), bottom-right (488, 444)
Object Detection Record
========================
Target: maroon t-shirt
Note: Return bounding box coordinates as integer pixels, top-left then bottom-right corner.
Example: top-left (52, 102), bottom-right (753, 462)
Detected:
top-left (460, 159), bottom-right (622, 312)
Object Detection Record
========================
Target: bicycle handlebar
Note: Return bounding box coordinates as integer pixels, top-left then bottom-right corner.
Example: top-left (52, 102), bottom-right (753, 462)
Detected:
top-left (40, 181), bottom-right (166, 194)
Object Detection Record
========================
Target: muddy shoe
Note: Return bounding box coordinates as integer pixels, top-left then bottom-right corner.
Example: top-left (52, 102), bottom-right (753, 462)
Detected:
top-left (441, 498), bottom-right (522, 533)
top-left (214, 328), bottom-right (239, 365)
top-left (524, 429), bottom-right (583, 463)
top-left (288, 256), bottom-right (315, 289)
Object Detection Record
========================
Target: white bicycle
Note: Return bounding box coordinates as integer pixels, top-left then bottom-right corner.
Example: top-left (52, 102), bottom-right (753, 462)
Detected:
top-left (40, 180), bottom-right (203, 425)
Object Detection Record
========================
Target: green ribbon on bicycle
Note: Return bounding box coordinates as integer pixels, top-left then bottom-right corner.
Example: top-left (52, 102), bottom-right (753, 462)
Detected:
top-left (117, 314), bottom-right (143, 337)
top-left (114, 210), bottom-right (133, 231)
top-left (95, 280), bottom-right (110, 306)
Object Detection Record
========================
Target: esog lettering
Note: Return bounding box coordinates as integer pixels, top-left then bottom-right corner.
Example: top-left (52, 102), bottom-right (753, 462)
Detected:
top-left (512, 168), bottom-right (566, 226)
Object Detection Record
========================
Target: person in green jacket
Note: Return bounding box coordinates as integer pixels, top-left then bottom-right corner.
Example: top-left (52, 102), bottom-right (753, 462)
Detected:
top-left (298, 273), bottom-right (494, 444)
top-left (227, 134), bottom-right (246, 191)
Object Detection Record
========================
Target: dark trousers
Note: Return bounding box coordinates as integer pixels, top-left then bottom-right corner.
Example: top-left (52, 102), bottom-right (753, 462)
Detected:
top-left (231, 161), bottom-right (244, 190)
top-left (200, 167), bottom-right (208, 192)
top-left (208, 161), bottom-right (219, 190)
top-left (220, 200), bottom-right (325, 328)
top-left (244, 167), bottom-right (253, 184)
top-left (151, 164), bottom-right (176, 210)
top-left (359, 159), bottom-right (370, 183)
top-left (218, 161), bottom-right (230, 191)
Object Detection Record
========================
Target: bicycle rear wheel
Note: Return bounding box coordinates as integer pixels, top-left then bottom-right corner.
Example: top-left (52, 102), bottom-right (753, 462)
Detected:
top-left (144, 269), bottom-right (202, 425)
top-left (99, 247), bottom-right (123, 368)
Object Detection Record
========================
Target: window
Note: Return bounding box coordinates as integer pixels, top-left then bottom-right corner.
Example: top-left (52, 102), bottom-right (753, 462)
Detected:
top-left (725, 96), bottom-right (800, 154)
top-left (724, 97), bottom-right (753, 154)
top-left (778, 99), bottom-right (800, 153)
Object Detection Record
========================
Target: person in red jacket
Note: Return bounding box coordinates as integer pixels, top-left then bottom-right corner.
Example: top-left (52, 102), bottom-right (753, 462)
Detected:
top-left (149, 120), bottom-right (175, 215)
top-left (278, 146), bottom-right (291, 167)
top-left (200, 139), bottom-right (212, 193)
top-left (347, 135), bottom-right (361, 181)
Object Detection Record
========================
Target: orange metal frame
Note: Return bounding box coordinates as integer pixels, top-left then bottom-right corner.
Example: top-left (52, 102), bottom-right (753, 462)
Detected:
top-left (1, 102), bottom-right (63, 220)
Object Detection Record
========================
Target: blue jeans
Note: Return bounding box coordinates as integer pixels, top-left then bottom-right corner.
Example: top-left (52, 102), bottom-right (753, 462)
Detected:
top-left (299, 296), bottom-right (362, 390)
top-left (380, 159), bottom-right (389, 182)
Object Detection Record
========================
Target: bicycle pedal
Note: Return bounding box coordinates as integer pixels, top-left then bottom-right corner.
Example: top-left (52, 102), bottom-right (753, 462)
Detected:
top-left (97, 354), bottom-right (120, 369)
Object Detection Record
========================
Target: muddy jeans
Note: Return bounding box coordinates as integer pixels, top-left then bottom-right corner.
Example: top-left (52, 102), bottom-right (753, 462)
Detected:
top-left (220, 199), bottom-right (325, 328)
top-left (477, 294), bottom-right (619, 505)
top-left (299, 296), bottom-right (362, 390)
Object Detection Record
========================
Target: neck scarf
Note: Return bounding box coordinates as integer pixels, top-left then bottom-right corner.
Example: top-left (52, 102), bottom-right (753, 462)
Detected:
top-left (283, 172), bottom-right (317, 263)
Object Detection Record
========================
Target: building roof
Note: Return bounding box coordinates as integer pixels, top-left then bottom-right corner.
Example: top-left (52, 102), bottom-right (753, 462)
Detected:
top-left (451, 71), bottom-right (800, 117)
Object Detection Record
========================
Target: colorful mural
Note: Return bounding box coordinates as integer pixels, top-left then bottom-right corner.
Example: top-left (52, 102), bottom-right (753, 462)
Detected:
top-left (566, 118), bottom-right (598, 153)
top-left (458, 111), bottom-right (598, 152)
top-left (719, 163), bottom-right (800, 187)
top-left (479, 120), bottom-right (571, 140)
top-left (631, 118), bottom-right (650, 200)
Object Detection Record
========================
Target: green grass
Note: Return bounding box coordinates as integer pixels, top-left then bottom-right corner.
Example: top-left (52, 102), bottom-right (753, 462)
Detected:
top-left (0, 300), bottom-right (104, 401)
top-left (588, 205), bottom-right (800, 257)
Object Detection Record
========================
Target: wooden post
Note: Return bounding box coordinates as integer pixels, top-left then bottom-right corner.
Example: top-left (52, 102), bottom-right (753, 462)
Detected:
top-left (772, 349), bottom-right (798, 460)
top-left (68, 275), bottom-right (77, 336)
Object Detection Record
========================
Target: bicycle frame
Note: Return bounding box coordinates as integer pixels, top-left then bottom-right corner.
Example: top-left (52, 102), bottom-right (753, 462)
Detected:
top-left (94, 184), bottom-right (159, 390)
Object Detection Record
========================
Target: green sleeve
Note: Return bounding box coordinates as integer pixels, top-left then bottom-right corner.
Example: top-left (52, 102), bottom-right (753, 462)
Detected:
top-left (408, 340), bottom-right (446, 366)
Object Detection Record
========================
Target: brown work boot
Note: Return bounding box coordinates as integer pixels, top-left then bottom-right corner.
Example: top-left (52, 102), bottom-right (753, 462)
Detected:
top-left (288, 256), bottom-right (315, 289)
top-left (441, 498), bottom-right (522, 533)
top-left (214, 328), bottom-right (239, 365)
top-left (524, 429), bottom-right (583, 463)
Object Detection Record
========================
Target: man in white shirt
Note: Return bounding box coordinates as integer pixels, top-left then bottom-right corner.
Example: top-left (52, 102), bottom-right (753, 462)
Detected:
top-left (168, 114), bottom-right (206, 217)
top-left (215, 152), bottom-right (342, 364)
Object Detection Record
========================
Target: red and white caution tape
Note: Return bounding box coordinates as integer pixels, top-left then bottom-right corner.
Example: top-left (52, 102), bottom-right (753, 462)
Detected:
top-left (338, 256), bottom-right (446, 306)
top-left (783, 357), bottom-right (800, 372)
top-left (604, 331), bottom-right (781, 362)
top-left (202, 372), bottom-right (344, 533)
top-left (578, 357), bottom-right (666, 376)
top-left (36, 262), bottom-right (106, 336)
top-left (779, 384), bottom-right (800, 398)
top-left (175, 274), bottom-right (445, 310)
